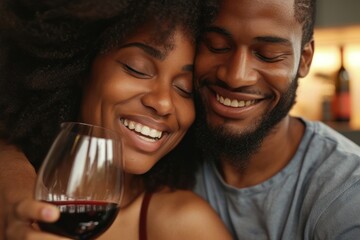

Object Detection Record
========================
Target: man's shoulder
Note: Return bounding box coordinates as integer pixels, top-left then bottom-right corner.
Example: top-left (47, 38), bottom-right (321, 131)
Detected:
top-left (299, 120), bottom-right (360, 218)
top-left (301, 119), bottom-right (360, 188)
top-left (302, 119), bottom-right (360, 157)
top-left (302, 164), bottom-right (360, 238)
top-left (290, 123), bottom-right (359, 216)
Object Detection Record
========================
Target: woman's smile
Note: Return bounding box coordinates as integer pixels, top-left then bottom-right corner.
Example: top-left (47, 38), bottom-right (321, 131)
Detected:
top-left (119, 117), bottom-right (169, 153)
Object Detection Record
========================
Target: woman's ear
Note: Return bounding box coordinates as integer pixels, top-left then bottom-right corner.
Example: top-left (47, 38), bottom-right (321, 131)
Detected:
top-left (298, 39), bottom-right (314, 78)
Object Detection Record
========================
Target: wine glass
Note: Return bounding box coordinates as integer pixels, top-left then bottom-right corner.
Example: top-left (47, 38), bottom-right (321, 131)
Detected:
top-left (34, 122), bottom-right (124, 240)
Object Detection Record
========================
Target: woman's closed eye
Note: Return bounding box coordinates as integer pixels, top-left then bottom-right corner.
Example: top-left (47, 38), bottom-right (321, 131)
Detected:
top-left (123, 64), bottom-right (152, 78)
top-left (173, 78), bottom-right (193, 98)
top-left (175, 86), bottom-right (193, 98)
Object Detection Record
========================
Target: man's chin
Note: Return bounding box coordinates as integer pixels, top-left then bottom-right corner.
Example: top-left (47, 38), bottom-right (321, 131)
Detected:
top-left (196, 119), bottom-right (260, 169)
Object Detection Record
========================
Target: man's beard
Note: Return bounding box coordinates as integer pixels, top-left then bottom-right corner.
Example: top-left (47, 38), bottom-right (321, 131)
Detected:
top-left (195, 77), bottom-right (298, 171)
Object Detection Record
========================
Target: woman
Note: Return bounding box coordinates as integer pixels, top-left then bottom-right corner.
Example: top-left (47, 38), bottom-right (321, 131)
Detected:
top-left (0, 0), bottom-right (231, 239)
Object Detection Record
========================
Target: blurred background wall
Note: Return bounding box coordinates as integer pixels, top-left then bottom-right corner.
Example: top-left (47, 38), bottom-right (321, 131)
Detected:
top-left (291, 0), bottom-right (360, 144)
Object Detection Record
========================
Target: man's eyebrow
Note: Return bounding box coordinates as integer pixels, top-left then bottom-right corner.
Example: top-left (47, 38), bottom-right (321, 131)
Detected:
top-left (205, 26), bottom-right (233, 39)
top-left (254, 36), bottom-right (291, 45)
top-left (205, 26), bottom-right (291, 46)
top-left (119, 42), bottom-right (165, 60)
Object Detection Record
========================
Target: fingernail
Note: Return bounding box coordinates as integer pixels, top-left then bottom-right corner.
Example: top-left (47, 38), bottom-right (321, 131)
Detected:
top-left (41, 207), bottom-right (55, 220)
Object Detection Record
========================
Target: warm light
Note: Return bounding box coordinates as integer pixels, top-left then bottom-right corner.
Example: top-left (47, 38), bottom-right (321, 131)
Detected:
top-left (346, 45), bottom-right (360, 68)
top-left (311, 46), bottom-right (339, 70)
top-left (345, 44), bottom-right (360, 129)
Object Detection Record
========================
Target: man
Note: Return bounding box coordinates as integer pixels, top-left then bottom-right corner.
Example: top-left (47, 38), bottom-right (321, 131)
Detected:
top-left (2, 0), bottom-right (360, 239)
top-left (193, 0), bottom-right (360, 239)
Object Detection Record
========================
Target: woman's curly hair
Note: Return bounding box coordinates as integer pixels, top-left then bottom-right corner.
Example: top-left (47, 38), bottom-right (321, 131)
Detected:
top-left (0, 0), bottom-right (219, 191)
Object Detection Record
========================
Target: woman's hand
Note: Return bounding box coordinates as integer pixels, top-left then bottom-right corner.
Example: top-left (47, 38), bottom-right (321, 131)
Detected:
top-left (0, 141), bottom-right (65, 239)
top-left (5, 198), bottom-right (66, 240)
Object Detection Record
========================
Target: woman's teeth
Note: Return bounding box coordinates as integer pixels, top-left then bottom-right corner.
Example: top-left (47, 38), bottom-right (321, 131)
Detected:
top-left (121, 118), bottom-right (163, 140)
top-left (216, 93), bottom-right (256, 108)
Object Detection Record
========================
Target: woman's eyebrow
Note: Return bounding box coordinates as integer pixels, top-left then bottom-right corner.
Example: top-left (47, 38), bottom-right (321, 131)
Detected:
top-left (119, 42), bottom-right (165, 60)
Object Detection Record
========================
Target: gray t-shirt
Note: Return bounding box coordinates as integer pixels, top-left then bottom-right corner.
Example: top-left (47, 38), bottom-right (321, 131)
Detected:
top-left (194, 119), bottom-right (360, 240)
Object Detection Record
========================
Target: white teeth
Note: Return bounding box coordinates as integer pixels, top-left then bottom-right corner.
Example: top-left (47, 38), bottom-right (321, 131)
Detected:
top-left (231, 99), bottom-right (238, 107)
top-left (128, 121), bottom-right (135, 130)
top-left (121, 119), bottom-right (163, 140)
top-left (216, 93), bottom-right (256, 108)
top-left (150, 129), bottom-right (159, 138)
top-left (135, 123), bottom-right (142, 132)
top-left (140, 126), bottom-right (150, 135)
top-left (224, 98), bottom-right (231, 106)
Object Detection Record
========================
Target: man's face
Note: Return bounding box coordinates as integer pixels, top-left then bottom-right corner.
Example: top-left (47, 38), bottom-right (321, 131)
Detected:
top-left (194, 0), bottom-right (313, 165)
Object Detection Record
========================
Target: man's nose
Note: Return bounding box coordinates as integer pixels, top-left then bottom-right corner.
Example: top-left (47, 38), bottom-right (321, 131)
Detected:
top-left (216, 48), bottom-right (258, 89)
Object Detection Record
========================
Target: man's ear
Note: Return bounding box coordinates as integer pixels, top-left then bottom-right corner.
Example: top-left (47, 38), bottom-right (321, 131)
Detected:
top-left (298, 39), bottom-right (314, 78)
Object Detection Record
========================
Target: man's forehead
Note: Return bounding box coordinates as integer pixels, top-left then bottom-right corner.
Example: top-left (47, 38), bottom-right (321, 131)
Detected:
top-left (217, 0), bottom-right (295, 22)
top-left (212, 0), bottom-right (300, 40)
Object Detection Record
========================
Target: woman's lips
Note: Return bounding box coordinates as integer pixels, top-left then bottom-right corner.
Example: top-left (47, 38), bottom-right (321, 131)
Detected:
top-left (121, 118), bottom-right (163, 140)
top-left (119, 118), bottom-right (168, 153)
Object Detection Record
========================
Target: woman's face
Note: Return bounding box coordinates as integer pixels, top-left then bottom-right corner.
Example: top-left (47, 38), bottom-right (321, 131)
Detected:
top-left (80, 27), bottom-right (195, 174)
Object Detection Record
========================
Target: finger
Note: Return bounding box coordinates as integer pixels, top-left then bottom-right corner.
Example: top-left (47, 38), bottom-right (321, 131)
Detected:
top-left (24, 230), bottom-right (71, 240)
top-left (6, 215), bottom-right (67, 240)
top-left (15, 199), bottom-right (60, 222)
top-left (6, 219), bottom-right (59, 240)
top-left (10, 227), bottom-right (71, 240)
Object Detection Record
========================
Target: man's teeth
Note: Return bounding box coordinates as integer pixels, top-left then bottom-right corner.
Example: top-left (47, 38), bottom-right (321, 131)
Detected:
top-left (216, 93), bottom-right (255, 108)
top-left (121, 119), bottom-right (162, 139)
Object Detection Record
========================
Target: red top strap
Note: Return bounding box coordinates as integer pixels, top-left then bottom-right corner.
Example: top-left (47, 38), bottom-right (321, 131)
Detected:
top-left (139, 192), bottom-right (153, 240)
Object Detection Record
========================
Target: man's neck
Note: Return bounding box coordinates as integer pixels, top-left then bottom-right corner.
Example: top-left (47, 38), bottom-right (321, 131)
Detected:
top-left (218, 116), bottom-right (305, 188)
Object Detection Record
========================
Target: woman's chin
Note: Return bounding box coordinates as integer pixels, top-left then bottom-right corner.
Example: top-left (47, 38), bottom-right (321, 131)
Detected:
top-left (123, 156), bottom-right (158, 175)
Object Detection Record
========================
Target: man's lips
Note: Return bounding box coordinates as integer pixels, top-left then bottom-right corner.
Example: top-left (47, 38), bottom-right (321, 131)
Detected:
top-left (216, 93), bottom-right (259, 108)
top-left (201, 85), bottom-right (269, 120)
top-left (211, 85), bottom-right (266, 106)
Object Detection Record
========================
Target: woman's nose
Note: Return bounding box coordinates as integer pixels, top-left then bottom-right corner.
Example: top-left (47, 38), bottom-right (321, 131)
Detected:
top-left (141, 83), bottom-right (175, 116)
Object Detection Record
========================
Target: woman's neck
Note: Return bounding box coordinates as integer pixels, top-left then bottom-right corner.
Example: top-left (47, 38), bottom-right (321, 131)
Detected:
top-left (120, 173), bottom-right (144, 209)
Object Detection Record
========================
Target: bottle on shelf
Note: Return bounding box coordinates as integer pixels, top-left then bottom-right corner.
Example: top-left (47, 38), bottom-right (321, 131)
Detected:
top-left (331, 45), bottom-right (351, 122)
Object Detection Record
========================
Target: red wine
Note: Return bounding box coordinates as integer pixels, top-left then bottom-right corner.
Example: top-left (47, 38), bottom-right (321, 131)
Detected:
top-left (38, 201), bottom-right (119, 240)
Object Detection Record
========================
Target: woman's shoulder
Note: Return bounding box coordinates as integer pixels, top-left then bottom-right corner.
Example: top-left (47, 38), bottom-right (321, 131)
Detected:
top-left (147, 189), bottom-right (232, 240)
top-left (152, 188), bottom-right (206, 207)
top-left (151, 189), bottom-right (210, 216)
